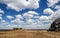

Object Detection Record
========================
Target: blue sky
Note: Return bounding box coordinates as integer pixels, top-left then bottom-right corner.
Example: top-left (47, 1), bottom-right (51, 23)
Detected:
top-left (0, 0), bottom-right (60, 29)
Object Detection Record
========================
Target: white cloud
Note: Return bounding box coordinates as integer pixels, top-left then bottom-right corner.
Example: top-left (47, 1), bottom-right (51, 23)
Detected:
top-left (0, 11), bottom-right (55, 29)
top-left (1, 20), bottom-right (6, 23)
top-left (27, 11), bottom-right (38, 15)
top-left (39, 16), bottom-right (49, 21)
top-left (10, 11), bottom-right (53, 29)
top-left (54, 9), bottom-right (60, 18)
top-left (0, 16), bottom-right (2, 20)
top-left (6, 15), bottom-right (14, 19)
top-left (9, 10), bottom-right (57, 29)
top-left (0, 9), bottom-right (4, 17)
top-left (0, 0), bottom-right (40, 11)
top-left (0, 20), bottom-right (13, 28)
top-left (23, 11), bottom-right (39, 19)
top-left (0, 20), bottom-right (8, 25)
top-left (15, 14), bottom-right (23, 19)
top-left (0, 0), bottom-right (60, 29)
top-left (26, 19), bottom-right (38, 25)
top-left (49, 9), bottom-right (60, 20)
top-left (10, 11), bottom-right (45, 29)
top-left (0, 9), bottom-right (4, 21)
top-left (11, 14), bottom-right (24, 25)
top-left (0, 10), bottom-right (60, 29)
top-left (55, 5), bottom-right (60, 9)
top-left (47, 0), bottom-right (60, 7)
top-left (0, 14), bottom-right (2, 17)
top-left (0, 9), bottom-right (4, 14)
top-left (43, 8), bottom-right (54, 15)
top-left (1, 9), bottom-right (60, 29)
top-left (47, 0), bottom-right (60, 21)
top-left (11, 18), bottom-right (25, 28)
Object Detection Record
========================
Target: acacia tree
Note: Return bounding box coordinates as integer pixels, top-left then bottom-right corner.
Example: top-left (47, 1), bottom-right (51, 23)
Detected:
top-left (13, 28), bottom-right (19, 30)
top-left (20, 28), bottom-right (22, 30)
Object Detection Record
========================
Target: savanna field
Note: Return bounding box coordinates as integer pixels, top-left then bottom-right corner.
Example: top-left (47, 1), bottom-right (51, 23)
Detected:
top-left (0, 30), bottom-right (60, 38)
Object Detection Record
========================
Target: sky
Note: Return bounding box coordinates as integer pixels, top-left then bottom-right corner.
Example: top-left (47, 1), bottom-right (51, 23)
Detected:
top-left (0, 0), bottom-right (60, 29)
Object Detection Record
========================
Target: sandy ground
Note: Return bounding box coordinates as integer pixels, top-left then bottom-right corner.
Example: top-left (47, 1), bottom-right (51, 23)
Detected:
top-left (0, 30), bottom-right (60, 38)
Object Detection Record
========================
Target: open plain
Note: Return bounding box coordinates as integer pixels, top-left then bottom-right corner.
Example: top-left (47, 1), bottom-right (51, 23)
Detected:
top-left (0, 30), bottom-right (60, 38)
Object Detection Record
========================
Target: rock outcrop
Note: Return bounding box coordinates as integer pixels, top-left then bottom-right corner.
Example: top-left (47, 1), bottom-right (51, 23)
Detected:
top-left (48, 18), bottom-right (60, 31)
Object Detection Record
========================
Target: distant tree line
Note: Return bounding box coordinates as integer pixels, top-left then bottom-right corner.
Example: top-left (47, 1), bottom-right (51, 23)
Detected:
top-left (13, 28), bottom-right (22, 30)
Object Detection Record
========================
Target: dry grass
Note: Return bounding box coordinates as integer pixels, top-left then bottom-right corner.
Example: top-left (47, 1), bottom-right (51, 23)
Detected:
top-left (0, 30), bottom-right (60, 38)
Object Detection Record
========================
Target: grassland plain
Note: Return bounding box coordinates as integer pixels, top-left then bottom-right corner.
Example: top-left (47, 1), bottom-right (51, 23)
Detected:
top-left (0, 30), bottom-right (60, 38)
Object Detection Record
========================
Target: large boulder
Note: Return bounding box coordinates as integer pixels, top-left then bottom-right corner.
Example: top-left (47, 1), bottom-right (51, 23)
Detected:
top-left (48, 18), bottom-right (60, 31)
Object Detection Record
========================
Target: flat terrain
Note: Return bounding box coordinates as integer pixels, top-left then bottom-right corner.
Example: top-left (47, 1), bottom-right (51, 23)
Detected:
top-left (0, 30), bottom-right (60, 38)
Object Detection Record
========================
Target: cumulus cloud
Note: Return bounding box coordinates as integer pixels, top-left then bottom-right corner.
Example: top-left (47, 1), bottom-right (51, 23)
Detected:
top-left (47, 0), bottom-right (60, 7)
top-left (23, 11), bottom-right (38, 19)
top-left (11, 19), bottom-right (24, 23)
top-left (15, 14), bottom-right (23, 19)
top-left (47, 0), bottom-right (60, 20)
top-left (39, 16), bottom-right (49, 21)
top-left (0, 9), bottom-right (4, 20)
top-left (0, 9), bottom-right (4, 14)
top-left (0, 19), bottom-right (16, 28)
top-left (53, 9), bottom-right (60, 18)
top-left (55, 5), bottom-right (60, 9)
top-left (0, 14), bottom-right (2, 17)
top-left (0, 20), bottom-right (12, 28)
top-left (0, 20), bottom-right (8, 26)
top-left (43, 8), bottom-right (54, 15)
top-left (0, 10), bottom-right (60, 29)
top-left (39, 15), bottom-right (52, 26)
top-left (0, 16), bottom-right (2, 20)
top-left (11, 15), bottom-right (24, 25)
top-left (11, 14), bottom-right (24, 25)
top-left (9, 11), bottom-right (54, 29)
top-left (48, 9), bottom-right (60, 20)
top-left (1, 10), bottom-right (59, 29)
top-left (0, 0), bottom-right (60, 29)
top-left (1, 20), bottom-right (6, 23)
top-left (0, 9), bottom-right (4, 17)
top-left (0, 0), bottom-right (40, 11)
top-left (6, 15), bottom-right (14, 19)
top-left (10, 11), bottom-right (43, 29)
top-left (8, 10), bottom-right (60, 29)
top-left (40, 7), bottom-right (60, 29)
